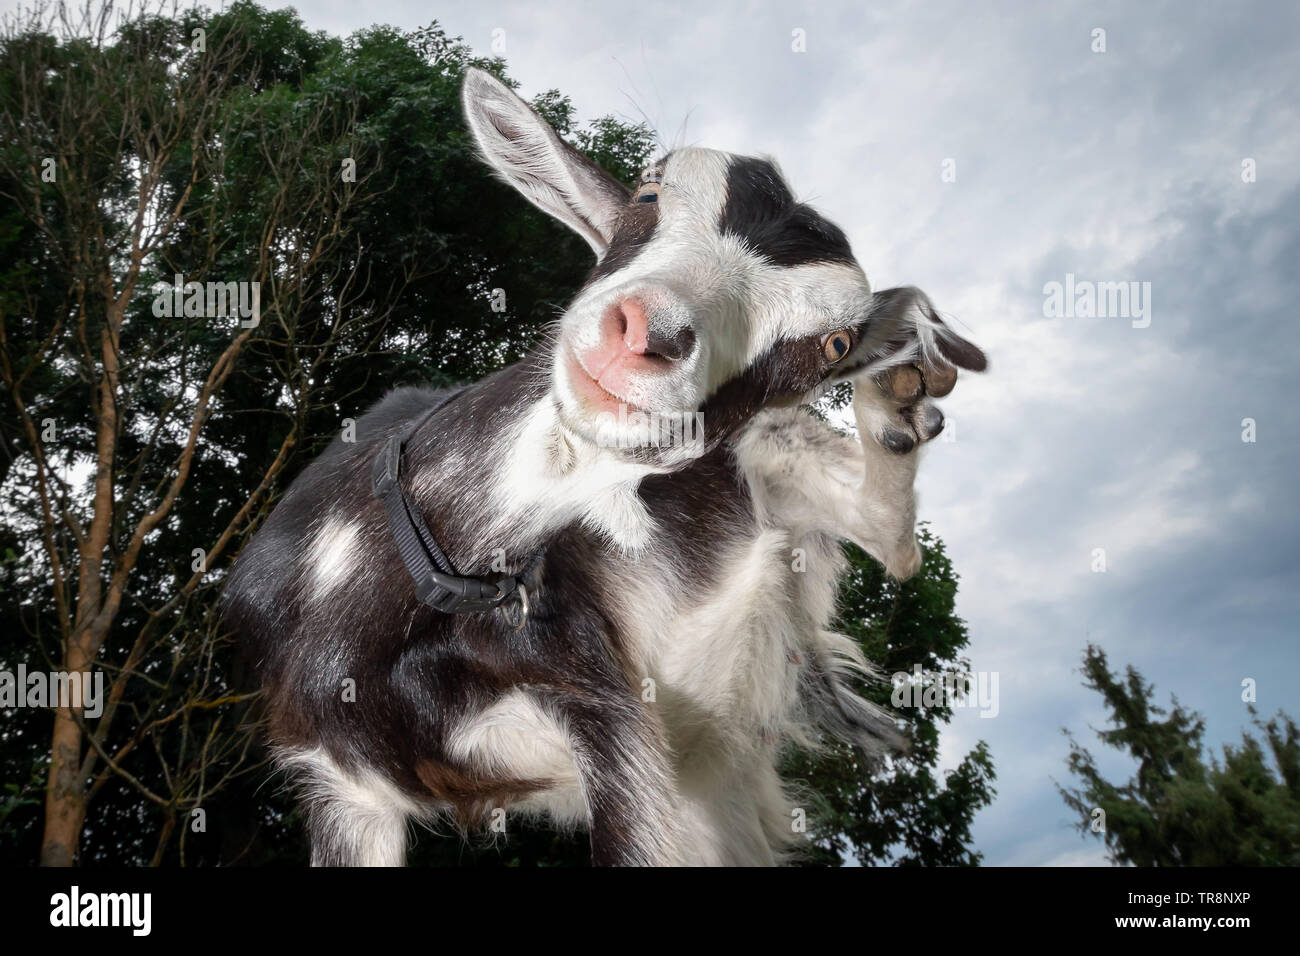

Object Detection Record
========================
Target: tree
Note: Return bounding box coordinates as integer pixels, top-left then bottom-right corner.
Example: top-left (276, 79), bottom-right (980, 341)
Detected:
top-left (1058, 644), bottom-right (1300, 866)
top-left (0, 0), bottom-right (418, 864)
top-left (787, 527), bottom-right (997, 866)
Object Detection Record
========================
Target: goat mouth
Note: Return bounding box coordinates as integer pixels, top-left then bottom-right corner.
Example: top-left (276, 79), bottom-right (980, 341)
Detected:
top-left (566, 350), bottom-right (648, 415)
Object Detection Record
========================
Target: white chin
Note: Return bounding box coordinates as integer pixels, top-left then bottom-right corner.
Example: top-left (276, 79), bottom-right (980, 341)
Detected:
top-left (595, 407), bottom-right (707, 457)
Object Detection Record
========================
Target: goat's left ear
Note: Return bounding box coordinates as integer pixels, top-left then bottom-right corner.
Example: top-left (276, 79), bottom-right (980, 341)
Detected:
top-left (461, 67), bottom-right (630, 255)
top-left (863, 286), bottom-right (988, 373)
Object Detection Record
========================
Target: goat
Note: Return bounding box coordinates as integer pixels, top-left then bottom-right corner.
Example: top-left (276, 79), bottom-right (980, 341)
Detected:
top-left (222, 67), bottom-right (987, 866)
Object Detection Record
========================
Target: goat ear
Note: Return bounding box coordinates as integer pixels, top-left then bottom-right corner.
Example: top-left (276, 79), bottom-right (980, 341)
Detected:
top-left (461, 68), bottom-right (630, 255)
top-left (864, 286), bottom-right (988, 373)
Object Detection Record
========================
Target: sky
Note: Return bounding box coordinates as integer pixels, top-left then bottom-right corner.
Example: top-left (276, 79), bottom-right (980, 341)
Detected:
top-left (12, 0), bottom-right (1297, 865)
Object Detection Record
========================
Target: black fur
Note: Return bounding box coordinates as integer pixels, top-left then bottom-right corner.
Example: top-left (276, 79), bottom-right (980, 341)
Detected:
top-left (585, 184), bottom-right (662, 287)
top-left (719, 156), bottom-right (856, 267)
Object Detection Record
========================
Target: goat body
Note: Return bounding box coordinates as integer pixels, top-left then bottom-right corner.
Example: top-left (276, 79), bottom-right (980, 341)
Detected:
top-left (223, 69), bottom-right (986, 866)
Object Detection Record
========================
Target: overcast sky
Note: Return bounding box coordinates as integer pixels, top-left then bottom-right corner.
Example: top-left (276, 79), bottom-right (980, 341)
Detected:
top-left (18, 0), bottom-right (1298, 865)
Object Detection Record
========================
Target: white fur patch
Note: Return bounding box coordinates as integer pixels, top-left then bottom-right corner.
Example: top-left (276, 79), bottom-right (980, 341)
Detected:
top-left (305, 516), bottom-right (361, 597)
top-left (495, 400), bottom-right (662, 556)
top-left (446, 690), bottom-right (579, 794)
top-left (445, 690), bottom-right (590, 826)
top-left (280, 746), bottom-right (427, 866)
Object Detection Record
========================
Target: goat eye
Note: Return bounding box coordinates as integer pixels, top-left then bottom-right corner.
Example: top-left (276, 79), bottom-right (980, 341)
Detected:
top-left (634, 183), bottom-right (660, 203)
top-left (822, 330), bottom-right (852, 362)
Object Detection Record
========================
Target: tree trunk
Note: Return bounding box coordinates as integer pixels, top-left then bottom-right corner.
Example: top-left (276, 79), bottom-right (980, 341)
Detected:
top-left (40, 641), bottom-right (90, 865)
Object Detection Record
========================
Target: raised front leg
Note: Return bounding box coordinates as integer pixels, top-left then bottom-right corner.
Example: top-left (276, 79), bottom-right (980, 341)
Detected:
top-left (736, 390), bottom-right (943, 582)
top-left (736, 287), bottom-right (982, 581)
top-left (732, 291), bottom-right (983, 764)
top-left (844, 285), bottom-right (983, 577)
top-left (846, 360), bottom-right (952, 579)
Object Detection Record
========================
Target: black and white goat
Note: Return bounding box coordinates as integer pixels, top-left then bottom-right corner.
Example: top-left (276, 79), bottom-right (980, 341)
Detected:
top-left (223, 68), bottom-right (987, 866)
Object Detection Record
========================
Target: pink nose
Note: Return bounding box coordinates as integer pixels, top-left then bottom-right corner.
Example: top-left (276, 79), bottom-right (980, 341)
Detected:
top-left (573, 297), bottom-right (695, 404)
top-left (612, 297), bottom-right (651, 355)
top-left (599, 298), bottom-right (695, 363)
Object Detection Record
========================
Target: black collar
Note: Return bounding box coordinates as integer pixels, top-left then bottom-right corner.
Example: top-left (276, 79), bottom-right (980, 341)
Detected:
top-left (370, 387), bottom-right (544, 628)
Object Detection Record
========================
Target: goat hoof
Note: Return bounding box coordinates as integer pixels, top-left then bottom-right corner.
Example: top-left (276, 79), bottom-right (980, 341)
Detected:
top-left (917, 403), bottom-right (945, 440)
top-left (921, 361), bottom-right (958, 398)
top-left (878, 425), bottom-right (917, 454)
top-left (859, 357), bottom-right (958, 455)
top-left (879, 365), bottom-right (923, 402)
